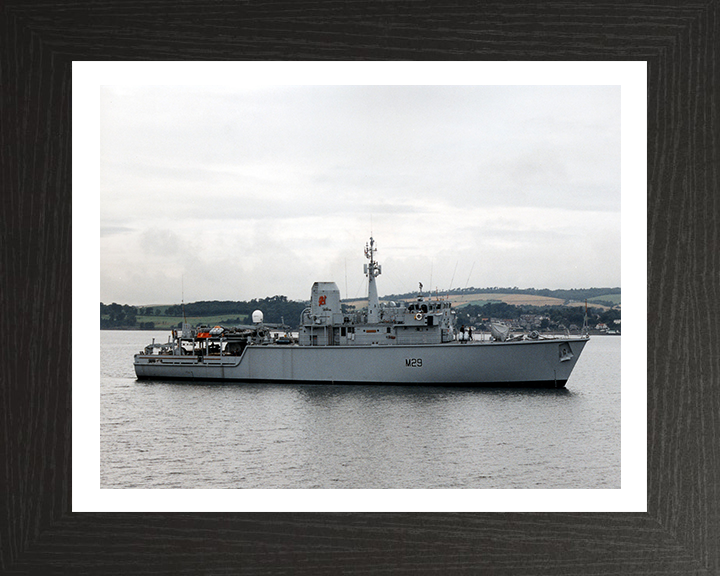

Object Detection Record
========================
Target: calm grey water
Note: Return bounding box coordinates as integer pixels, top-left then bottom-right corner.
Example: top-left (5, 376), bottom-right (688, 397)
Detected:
top-left (101, 331), bottom-right (620, 489)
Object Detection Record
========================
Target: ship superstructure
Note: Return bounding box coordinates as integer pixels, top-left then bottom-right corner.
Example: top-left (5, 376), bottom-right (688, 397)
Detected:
top-left (299, 237), bottom-right (457, 347)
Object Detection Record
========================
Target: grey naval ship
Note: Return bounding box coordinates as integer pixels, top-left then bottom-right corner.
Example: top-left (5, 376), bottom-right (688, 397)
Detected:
top-left (134, 237), bottom-right (588, 387)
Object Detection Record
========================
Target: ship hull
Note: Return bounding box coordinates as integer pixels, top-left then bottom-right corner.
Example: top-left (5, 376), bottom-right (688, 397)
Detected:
top-left (134, 337), bottom-right (588, 388)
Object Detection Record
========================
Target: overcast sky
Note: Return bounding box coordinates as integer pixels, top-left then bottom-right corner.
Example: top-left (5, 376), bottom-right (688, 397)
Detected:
top-left (100, 84), bottom-right (620, 305)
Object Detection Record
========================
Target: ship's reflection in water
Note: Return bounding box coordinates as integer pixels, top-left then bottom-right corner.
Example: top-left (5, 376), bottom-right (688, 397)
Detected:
top-left (102, 332), bottom-right (619, 489)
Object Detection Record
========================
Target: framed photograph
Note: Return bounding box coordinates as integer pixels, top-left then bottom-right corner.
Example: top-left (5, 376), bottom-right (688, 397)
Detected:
top-left (3, 3), bottom-right (717, 574)
top-left (80, 62), bottom-right (641, 513)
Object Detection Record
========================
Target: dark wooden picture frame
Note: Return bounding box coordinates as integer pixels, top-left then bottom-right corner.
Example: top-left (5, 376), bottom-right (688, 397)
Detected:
top-left (2, 3), bottom-right (718, 574)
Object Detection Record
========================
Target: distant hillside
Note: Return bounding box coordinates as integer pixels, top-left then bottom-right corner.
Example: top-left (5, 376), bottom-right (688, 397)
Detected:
top-left (383, 286), bottom-right (620, 302)
top-left (101, 287), bottom-right (620, 330)
top-left (587, 293), bottom-right (622, 306)
top-left (100, 296), bottom-right (308, 330)
top-left (345, 287), bottom-right (620, 309)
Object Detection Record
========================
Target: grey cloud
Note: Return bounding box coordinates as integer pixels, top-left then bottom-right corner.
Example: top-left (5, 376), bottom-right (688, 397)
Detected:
top-left (101, 85), bottom-right (621, 305)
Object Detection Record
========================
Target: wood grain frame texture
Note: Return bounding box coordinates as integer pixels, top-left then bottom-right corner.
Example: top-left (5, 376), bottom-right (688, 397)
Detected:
top-left (1, 2), bottom-right (718, 575)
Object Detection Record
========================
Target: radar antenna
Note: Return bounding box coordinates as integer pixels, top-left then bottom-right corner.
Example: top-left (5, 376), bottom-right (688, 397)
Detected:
top-left (364, 236), bottom-right (381, 276)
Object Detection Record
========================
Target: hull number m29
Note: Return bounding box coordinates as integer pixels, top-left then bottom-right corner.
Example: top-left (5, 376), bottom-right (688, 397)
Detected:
top-left (405, 358), bottom-right (423, 367)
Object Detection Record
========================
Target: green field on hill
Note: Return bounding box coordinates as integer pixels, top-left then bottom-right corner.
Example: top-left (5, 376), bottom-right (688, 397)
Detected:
top-left (588, 294), bottom-right (621, 305)
top-left (454, 299), bottom-right (500, 308)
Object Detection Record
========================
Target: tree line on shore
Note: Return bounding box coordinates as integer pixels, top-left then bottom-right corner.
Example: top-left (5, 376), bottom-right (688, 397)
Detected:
top-left (100, 296), bottom-right (307, 329)
top-left (101, 291), bottom-right (620, 331)
top-left (453, 301), bottom-right (620, 332)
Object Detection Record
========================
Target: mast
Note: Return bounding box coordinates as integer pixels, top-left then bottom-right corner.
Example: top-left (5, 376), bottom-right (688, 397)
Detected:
top-left (363, 236), bottom-right (382, 323)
